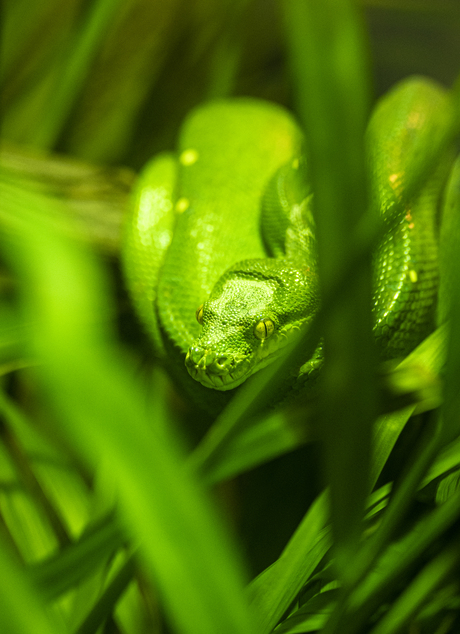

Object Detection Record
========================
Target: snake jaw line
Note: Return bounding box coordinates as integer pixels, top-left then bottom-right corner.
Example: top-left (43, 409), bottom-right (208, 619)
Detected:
top-left (185, 348), bottom-right (252, 390)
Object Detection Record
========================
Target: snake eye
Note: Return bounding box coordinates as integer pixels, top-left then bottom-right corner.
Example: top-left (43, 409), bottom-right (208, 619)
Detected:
top-left (254, 318), bottom-right (275, 340)
top-left (196, 304), bottom-right (204, 325)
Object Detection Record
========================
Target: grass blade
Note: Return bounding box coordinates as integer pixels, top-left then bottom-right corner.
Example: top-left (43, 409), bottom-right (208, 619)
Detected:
top-left (369, 539), bottom-right (460, 634)
top-left (29, 512), bottom-right (124, 602)
top-left (31, 0), bottom-right (122, 149)
top-left (247, 492), bottom-right (330, 634)
top-left (440, 156), bottom-right (460, 444)
top-left (282, 0), bottom-right (376, 583)
top-left (0, 175), bottom-right (256, 634)
top-left (0, 537), bottom-right (59, 634)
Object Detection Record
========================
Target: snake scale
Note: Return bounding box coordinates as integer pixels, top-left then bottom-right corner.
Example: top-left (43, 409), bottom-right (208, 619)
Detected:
top-left (123, 76), bottom-right (455, 409)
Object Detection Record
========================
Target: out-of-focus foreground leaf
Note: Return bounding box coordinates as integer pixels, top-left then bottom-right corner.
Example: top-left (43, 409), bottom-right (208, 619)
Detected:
top-left (0, 174), bottom-right (256, 634)
top-left (282, 0), bottom-right (376, 585)
top-left (0, 540), bottom-right (59, 634)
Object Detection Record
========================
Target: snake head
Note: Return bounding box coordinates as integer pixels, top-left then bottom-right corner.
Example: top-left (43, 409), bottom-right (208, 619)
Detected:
top-left (185, 258), bottom-right (319, 390)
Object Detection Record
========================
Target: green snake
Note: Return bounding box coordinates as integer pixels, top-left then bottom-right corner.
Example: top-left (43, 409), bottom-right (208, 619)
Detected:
top-left (123, 76), bottom-right (454, 407)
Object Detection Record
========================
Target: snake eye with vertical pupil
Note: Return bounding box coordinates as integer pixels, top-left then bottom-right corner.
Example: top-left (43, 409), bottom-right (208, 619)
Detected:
top-left (254, 318), bottom-right (275, 340)
top-left (196, 304), bottom-right (204, 325)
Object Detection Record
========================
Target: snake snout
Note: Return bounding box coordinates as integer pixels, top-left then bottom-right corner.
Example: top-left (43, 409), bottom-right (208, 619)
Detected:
top-left (185, 346), bottom-right (233, 373)
top-left (185, 345), bottom-right (251, 390)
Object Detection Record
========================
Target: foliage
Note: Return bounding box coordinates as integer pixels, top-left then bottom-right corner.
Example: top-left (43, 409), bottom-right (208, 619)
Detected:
top-left (0, 1), bottom-right (460, 633)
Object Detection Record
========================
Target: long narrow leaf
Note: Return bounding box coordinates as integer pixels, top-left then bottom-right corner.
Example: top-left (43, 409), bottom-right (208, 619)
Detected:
top-left (247, 492), bottom-right (330, 634)
top-left (0, 538), bottom-right (59, 634)
top-left (369, 539), bottom-right (460, 634)
top-left (282, 0), bottom-right (376, 584)
top-left (0, 176), bottom-right (256, 634)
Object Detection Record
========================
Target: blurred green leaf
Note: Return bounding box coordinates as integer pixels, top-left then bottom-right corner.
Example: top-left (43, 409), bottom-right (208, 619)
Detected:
top-left (74, 553), bottom-right (136, 634)
top-left (190, 407), bottom-right (310, 485)
top-left (65, 0), bottom-right (182, 162)
top-left (368, 539), bottom-right (460, 634)
top-left (282, 0), bottom-right (376, 584)
top-left (28, 512), bottom-right (123, 602)
top-left (340, 488), bottom-right (460, 633)
top-left (0, 537), bottom-right (59, 634)
top-left (371, 325), bottom-right (448, 486)
top-left (423, 434), bottom-right (460, 487)
top-left (435, 469), bottom-right (460, 504)
top-left (29, 0), bottom-right (123, 149)
top-left (0, 175), bottom-right (256, 634)
top-left (440, 156), bottom-right (460, 445)
top-left (0, 142), bottom-right (135, 254)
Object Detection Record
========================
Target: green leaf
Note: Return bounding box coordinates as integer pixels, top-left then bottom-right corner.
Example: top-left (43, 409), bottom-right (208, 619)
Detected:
top-left (435, 469), bottom-right (460, 504)
top-left (28, 512), bottom-right (124, 602)
top-left (440, 156), bottom-right (460, 444)
top-left (282, 0), bottom-right (376, 584)
top-left (344, 488), bottom-right (460, 633)
top-left (368, 539), bottom-right (460, 634)
top-left (275, 589), bottom-right (337, 633)
top-left (0, 538), bottom-right (59, 634)
top-left (0, 175), bottom-right (256, 634)
top-left (189, 405), bottom-right (312, 485)
top-left (29, 0), bottom-right (123, 149)
top-left (422, 434), bottom-right (460, 487)
top-left (247, 492), bottom-right (331, 634)
top-left (74, 554), bottom-right (136, 634)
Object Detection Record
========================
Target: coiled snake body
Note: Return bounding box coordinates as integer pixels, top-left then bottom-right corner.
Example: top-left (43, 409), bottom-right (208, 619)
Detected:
top-left (123, 77), bottom-right (454, 408)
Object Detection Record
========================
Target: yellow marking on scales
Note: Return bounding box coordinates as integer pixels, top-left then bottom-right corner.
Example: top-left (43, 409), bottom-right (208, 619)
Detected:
top-left (389, 172), bottom-right (402, 187)
top-left (180, 149), bottom-right (199, 166)
top-left (406, 210), bottom-right (415, 230)
top-left (176, 149), bottom-right (197, 213)
top-left (388, 172), bottom-right (404, 198)
top-left (407, 110), bottom-right (424, 129)
top-left (409, 270), bottom-right (418, 283)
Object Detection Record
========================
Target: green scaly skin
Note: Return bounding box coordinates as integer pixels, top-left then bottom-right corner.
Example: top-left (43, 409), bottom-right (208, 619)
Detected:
top-left (124, 99), bottom-right (302, 406)
top-left (367, 78), bottom-right (453, 358)
top-left (123, 77), bottom-right (454, 406)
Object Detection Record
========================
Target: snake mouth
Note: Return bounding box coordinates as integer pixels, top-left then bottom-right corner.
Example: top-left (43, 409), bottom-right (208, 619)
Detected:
top-left (184, 331), bottom-right (294, 391)
top-left (185, 348), bottom-right (254, 391)
top-left (186, 365), bottom-right (251, 391)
